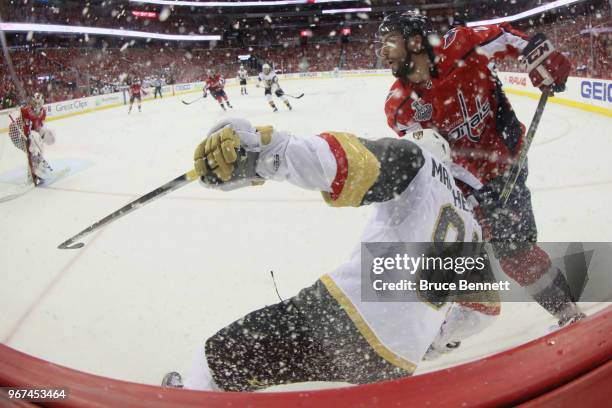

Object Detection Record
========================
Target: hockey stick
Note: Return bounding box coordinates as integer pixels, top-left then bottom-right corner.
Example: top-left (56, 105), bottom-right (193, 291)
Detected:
top-left (58, 169), bottom-right (200, 249)
top-left (500, 90), bottom-right (550, 206)
top-left (181, 96), bottom-right (204, 105)
top-left (284, 92), bottom-right (304, 99)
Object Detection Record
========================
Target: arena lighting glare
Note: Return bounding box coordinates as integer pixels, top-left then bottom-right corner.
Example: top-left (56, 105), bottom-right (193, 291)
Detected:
top-left (0, 22), bottom-right (221, 41)
top-left (129, 0), bottom-right (350, 7)
top-left (467, 0), bottom-right (583, 26)
top-left (322, 7), bottom-right (372, 15)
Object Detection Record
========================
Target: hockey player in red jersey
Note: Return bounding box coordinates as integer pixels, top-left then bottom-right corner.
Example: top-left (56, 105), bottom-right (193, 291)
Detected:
top-left (11, 93), bottom-right (56, 184)
top-left (204, 70), bottom-right (233, 111)
top-left (378, 12), bottom-right (582, 326)
top-left (128, 79), bottom-right (146, 114)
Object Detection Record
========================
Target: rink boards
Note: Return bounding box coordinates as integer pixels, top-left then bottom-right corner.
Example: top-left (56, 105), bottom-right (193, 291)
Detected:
top-left (1, 69), bottom-right (610, 137)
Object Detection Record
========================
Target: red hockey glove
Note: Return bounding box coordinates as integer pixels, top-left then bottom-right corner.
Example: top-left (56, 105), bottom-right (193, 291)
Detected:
top-left (522, 33), bottom-right (570, 93)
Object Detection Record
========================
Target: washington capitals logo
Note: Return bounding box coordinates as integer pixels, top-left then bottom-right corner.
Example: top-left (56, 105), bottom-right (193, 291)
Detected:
top-left (447, 90), bottom-right (491, 143)
top-left (443, 29), bottom-right (458, 49)
top-left (411, 99), bottom-right (433, 122)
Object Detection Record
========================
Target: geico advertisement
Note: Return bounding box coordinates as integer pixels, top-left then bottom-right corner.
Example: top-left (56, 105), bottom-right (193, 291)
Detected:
top-left (580, 79), bottom-right (612, 103)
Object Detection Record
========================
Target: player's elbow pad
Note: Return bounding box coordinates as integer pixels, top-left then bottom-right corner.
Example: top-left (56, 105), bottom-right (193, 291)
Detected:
top-left (355, 138), bottom-right (426, 205)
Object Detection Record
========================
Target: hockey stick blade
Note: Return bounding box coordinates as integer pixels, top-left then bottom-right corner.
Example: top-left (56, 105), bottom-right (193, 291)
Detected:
top-left (58, 240), bottom-right (85, 250)
top-left (286, 93), bottom-right (304, 99)
top-left (58, 169), bottom-right (200, 249)
top-left (181, 96), bottom-right (203, 105)
top-left (500, 90), bottom-right (549, 206)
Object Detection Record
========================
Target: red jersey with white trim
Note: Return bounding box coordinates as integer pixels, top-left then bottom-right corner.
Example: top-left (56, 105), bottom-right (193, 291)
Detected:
top-left (20, 105), bottom-right (46, 136)
top-left (130, 83), bottom-right (142, 96)
top-left (205, 75), bottom-right (225, 93)
top-left (385, 24), bottom-right (530, 185)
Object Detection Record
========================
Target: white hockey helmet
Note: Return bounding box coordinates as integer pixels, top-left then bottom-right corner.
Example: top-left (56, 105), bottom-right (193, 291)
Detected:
top-left (31, 92), bottom-right (44, 112)
top-left (406, 129), bottom-right (451, 165)
top-left (262, 63), bottom-right (271, 74)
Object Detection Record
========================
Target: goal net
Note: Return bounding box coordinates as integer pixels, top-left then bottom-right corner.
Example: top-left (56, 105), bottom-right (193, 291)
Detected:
top-left (0, 108), bottom-right (35, 202)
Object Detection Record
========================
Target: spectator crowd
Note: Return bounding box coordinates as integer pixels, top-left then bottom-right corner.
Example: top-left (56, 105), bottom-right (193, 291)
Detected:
top-left (1, 5), bottom-right (609, 109)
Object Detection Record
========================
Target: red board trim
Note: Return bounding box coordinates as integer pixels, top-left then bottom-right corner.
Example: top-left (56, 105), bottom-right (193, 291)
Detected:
top-left (0, 307), bottom-right (610, 407)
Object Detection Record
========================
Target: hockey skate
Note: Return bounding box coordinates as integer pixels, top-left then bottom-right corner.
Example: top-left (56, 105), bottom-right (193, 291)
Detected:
top-left (556, 302), bottom-right (586, 328)
top-left (161, 371), bottom-right (184, 388)
top-left (423, 341), bottom-right (461, 361)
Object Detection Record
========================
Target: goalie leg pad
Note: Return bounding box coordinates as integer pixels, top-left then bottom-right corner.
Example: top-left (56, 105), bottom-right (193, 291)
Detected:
top-left (32, 154), bottom-right (54, 181)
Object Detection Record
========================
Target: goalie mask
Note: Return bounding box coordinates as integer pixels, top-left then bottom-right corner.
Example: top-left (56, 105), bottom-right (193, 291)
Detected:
top-left (377, 11), bottom-right (438, 79)
top-left (262, 63), bottom-right (271, 74)
top-left (406, 129), bottom-right (451, 166)
top-left (31, 93), bottom-right (44, 113)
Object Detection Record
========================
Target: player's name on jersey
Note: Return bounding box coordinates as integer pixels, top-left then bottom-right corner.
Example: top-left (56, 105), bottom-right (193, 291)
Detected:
top-left (371, 279), bottom-right (511, 292)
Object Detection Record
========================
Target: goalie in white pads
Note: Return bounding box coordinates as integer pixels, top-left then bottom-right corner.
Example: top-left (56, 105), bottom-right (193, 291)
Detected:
top-left (9, 93), bottom-right (56, 184)
top-left (257, 64), bottom-right (292, 112)
top-left (168, 118), bottom-right (500, 391)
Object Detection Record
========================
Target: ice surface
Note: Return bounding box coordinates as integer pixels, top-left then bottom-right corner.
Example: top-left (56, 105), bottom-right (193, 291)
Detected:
top-left (0, 76), bottom-right (610, 386)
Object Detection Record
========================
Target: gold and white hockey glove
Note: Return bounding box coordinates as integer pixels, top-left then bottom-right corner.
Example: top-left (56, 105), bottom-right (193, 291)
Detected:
top-left (193, 117), bottom-right (272, 190)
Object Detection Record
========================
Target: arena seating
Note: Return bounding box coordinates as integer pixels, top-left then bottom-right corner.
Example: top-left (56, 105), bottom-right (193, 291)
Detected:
top-left (0, 8), bottom-right (608, 108)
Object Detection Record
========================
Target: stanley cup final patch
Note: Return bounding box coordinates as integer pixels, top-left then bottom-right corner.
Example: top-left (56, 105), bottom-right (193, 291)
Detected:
top-left (411, 99), bottom-right (433, 122)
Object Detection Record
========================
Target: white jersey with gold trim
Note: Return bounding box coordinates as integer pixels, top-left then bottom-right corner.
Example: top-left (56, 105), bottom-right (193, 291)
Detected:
top-left (257, 131), bottom-right (482, 370)
top-left (257, 71), bottom-right (278, 90)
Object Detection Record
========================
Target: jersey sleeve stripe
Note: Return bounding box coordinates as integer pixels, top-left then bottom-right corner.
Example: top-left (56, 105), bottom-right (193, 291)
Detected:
top-left (318, 132), bottom-right (380, 207)
top-left (320, 274), bottom-right (418, 372)
top-left (455, 301), bottom-right (501, 316)
top-left (317, 132), bottom-right (349, 201)
top-left (477, 31), bottom-right (529, 59)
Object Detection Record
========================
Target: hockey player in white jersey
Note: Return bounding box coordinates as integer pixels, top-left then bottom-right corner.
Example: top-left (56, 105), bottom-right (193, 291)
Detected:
top-left (237, 65), bottom-right (248, 95)
top-left (164, 118), bottom-right (500, 391)
top-left (257, 63), bottom-right (292, 112)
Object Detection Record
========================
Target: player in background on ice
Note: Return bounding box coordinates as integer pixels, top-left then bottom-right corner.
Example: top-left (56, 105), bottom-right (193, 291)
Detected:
top-left (11, 93), bottom-right (56, 184)
top-left (152, 76), bottom-right (163, 99)
top-left (128, 79), bottom-right (146, 114)
top-left (162, 117), bottom-right (500, 391)
top-left (204, 70), bottom-right (233, 111)
top-left (257, 63), bottom-right (292, 112)
top-left (238, 65), bottom-right (248, 95)
top-left (378, 12), bottom-right (583, 326)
